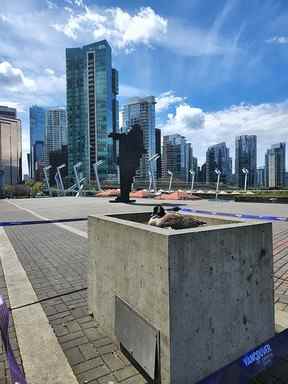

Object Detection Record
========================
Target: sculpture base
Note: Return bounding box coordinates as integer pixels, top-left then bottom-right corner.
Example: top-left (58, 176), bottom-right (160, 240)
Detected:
top-left (109, 197), bottom-right (136, 204)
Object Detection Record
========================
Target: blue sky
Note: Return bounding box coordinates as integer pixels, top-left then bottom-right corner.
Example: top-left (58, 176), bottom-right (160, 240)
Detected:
top-left (1, 0), bottom-right (288, 174)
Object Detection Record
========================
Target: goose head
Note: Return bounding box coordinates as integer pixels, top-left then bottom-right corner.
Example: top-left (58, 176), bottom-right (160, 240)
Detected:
top-left (148, 206), bottom-right (166, 226)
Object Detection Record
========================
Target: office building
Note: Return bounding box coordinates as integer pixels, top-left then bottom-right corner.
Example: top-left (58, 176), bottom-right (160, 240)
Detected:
top-left (66, 40), bottom-right (119, 182)
top-left (46, 107), bottom-right (67, 156)
top-left (198, 163), bottom-right (207, 183)
top-left (29, 106), bottom-right (46, 180)
top-left (257, 167), bottom-right (265, 187)
top-left (235, 135), bottom-right (257, 188)
top-left (206, 142), bottom-right (232, 184)
top-left (265, 143), bottom-right (286, 188)
top-left (122, 96), bottom-right (156, 180)
top-left (191, 156), bottom-right (198, 180)
top-left (0, 109), bottom-right (22, 187)
top-left (49, 145), bottom-right (68, 184)
top-left (155, 128), bottom-right (161, 179)
top-left (0, 106), bottom-right (16, 119)
top-left (162, 134), bottom-right (191, 181)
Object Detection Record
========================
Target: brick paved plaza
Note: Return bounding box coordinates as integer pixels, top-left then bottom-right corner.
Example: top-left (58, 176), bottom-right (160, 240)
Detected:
top-left (1, 197), bottom-right (288, 383)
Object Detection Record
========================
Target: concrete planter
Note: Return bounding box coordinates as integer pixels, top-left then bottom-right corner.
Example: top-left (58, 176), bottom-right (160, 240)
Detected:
top-left (88, 212), bottom-right (274, 384)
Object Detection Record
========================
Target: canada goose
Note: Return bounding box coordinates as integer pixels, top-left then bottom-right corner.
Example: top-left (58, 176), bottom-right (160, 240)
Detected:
top-left (148, 206), bottom-right (206, 229)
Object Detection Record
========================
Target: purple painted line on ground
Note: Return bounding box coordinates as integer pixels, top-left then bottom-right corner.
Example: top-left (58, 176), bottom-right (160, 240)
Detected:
top-left (0, 295), bottom-right (27, 384)
top-left (180, 207), bottom-right (288, 222)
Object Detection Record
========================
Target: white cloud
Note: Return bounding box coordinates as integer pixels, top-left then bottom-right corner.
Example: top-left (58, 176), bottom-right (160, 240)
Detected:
top-left (45, 68), bottom-right (56, 76)
top-left (266, 36), bottom-right (288, 44)
top-left (53, 6), bottom-right (168, 50)
top-left (0, 14), bottom-right (8, 23)
top-left (156, 91), bottom-right (185, 112)
top-left (161, 104), bottom-right (205, 134)
top-left (46, 0), bottom-right (57, 10)
top-left (160, 101), bottom-right (288, 166)
top-left (74, 0), bottom-right (85, 7)
top-left (0, 61), bottom-right (36, 91)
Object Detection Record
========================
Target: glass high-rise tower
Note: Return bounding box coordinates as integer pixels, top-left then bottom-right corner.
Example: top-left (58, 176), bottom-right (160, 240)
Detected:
top-left (265, 143), bottom-right (286, 188)
top-left (122, 96), bottom-right (156, 180)
top-left (66, 40), bottom-right (119, 182)
top-left (235, 135), bottom-right (257, 188)
top-left (162, 134), bottom-right (192, 181)
top-left (29, 106), bottom-right (46, 180)
top-left (0, 108), bottom-right (22, 186)
top-left (206, 142), bottom-right (232, 184)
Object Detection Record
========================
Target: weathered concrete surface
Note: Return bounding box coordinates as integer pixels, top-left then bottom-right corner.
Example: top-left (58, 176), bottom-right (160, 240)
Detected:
top-left (168, 222), bottom-right (274, 383)
top-left (88, 215), bottom-right (171, 383)
top-left (88, 213), bottom-right (274, 384)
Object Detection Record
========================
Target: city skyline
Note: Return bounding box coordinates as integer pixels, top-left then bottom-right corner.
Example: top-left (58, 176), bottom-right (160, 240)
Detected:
top-left (1, 0), bottom-right (288, 174)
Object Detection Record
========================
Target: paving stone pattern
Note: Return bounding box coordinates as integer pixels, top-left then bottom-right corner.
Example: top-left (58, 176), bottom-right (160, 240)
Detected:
top-left (0, 263), bottom-right (25, 384)
top-left (5, 223), bottom-right (147, 384)
top-left (273, 227), bottom-right (288, 306)
top-left (3, 200), bottom-right (288, 383)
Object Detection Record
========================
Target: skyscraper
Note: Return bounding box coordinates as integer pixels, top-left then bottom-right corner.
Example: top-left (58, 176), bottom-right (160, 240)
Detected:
top-left (265, 143), bottom-right (286, 188)
top-left (46, 107), bottom-right (67, 155)
top-left (155, 128), bottom-right (162, 179)
top-left (162, 134), bottom-right (191, 181)
top-left (235, 135), bottom-right (257, 188)
top-left (0, 108), bottom-right (22, 187)
top-left (29, 106), bottom-right (46, 180)
top-left (257, 167), bottom-right (265, 187)
top-left (206, 142), bottom-right (232, 184)
top-left (66, 40), bottom-right (119, 182)
top-left (122, 96), bottom-right (156, 180)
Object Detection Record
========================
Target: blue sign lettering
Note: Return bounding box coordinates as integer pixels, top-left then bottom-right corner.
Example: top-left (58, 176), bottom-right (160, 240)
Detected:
top-left (242, 344), bottom-right (272, 367)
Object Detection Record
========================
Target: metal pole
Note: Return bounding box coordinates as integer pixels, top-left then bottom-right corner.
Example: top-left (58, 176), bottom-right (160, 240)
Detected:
top-left (168, 170), bottom-right (173, 193)
top-left (73, 162), bottom-right (82, 190)
top-left (148, 154), bottom-right (160, 193)
top-left (117, 165), bottom-right (120, 186)
top-left (215, 169), bottom-right (221, 200)
top-left (43, 165), bottom-right (52, 196)
top-left (54, 173), bottom-right (60, 195)
top-left (93, 161), bottom-right (104, 192)
top-left (242, 168), bottom-right (249, 193)
top-left (131, 176), bottom-right (136, 192)
top-left (148, 171), bottom-right (153, 192)
top-left (57, 164), bottom-right (66, 196)
top-left (189, 170), bottom-right (195, 194)
top-left (216, 173), bottom-right (220, 198)
top-left (244, 173), bottom-right (247, 193)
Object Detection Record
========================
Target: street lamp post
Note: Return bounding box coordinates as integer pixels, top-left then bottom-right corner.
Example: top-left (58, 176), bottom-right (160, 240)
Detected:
top-left (148, 154), bottom-right (160, 192)
top-left (54, 173), bottom-right (60, 194)
top-left (168, 170), bottom-right (173, 193)
top-left (189, 169), bottom-right (195, 194)
top-left (93, 160), bottom-right (104, 192)
top-left (242, 168), bottom-right (249, 193)
top-left (43, 165), bottom-right (52, 196)
top-left (148, 170), bottom-right (153, 192)
top-left (57, 164), bottom-right (66, 195)
top-left (73, 162), bottom-right (82, 190)
top-left (131, 176), bottom-right (136, 192)
top-left (214, 169), bottom-right (221, 200)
